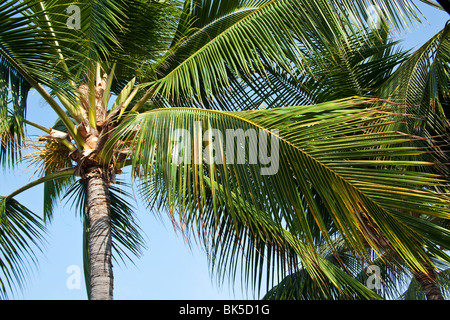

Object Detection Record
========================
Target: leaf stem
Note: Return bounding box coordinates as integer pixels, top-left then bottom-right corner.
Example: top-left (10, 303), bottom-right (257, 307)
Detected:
top-left (0, 48), bottom-right (86, 149)
top-left (6, 169), bottom-right (75, 200)
top-left (24, 119), bottom-right (50, 134)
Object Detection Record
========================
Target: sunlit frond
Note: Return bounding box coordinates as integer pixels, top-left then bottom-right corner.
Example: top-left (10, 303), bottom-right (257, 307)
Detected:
top-left (111, 97), bottom-right (450, 282)
top-left (136, 0), bottom-right (423, 109)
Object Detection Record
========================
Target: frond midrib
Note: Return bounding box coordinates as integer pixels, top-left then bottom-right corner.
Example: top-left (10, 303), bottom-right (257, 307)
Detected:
top-left (131, 103), bottom-right (441, 239)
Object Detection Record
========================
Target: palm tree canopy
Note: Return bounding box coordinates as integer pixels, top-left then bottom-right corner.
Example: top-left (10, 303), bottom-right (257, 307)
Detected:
top-left (0, 0), bottom-right (449, 299)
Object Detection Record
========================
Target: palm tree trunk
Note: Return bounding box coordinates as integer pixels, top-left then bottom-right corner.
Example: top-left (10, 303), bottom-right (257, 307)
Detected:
top-left (407, 212), bottom-right (444, 300)
top-left (85, 166), bottom-right (113, 300)
top-left (413, 262), bottom-right (444, 300)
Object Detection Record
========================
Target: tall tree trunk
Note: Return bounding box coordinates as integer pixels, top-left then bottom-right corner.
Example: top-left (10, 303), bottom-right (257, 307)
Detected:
top-left (408, 212), bottom-right (444, 300)
top-left (413, 260), bottom-right (444, 300)
top-left (85, 166), bottom-right (113, 300)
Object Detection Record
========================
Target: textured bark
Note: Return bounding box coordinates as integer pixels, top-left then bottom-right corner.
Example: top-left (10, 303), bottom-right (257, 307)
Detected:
top-left (408, 211), bottom-right (444, 300)
top-left (86, 166), bottom-right (113, 300)
top-left (413, 262), bottom-right (444, 300)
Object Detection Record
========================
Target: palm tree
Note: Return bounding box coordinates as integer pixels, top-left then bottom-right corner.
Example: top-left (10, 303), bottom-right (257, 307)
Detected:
top-left (1, 0), bottom-right (449, 300)
top-left (258, 3), bottom-right (450, 300)
top-left (263, 233), bottom-right (450, 300)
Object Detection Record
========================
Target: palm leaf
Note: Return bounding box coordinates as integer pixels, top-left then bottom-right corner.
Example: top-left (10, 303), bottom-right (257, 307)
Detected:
top-left (263, 243), bottom-right (413, 300)
top-left (0, 28), bottom-right (31, 167)
top-left (24, 0), bottom-right (182, 94)
top-left (111, 97), bottom-right (450, 279)
top-left (302, 30), bottom-right (408, 102)
top-left (202, 179), bottom-right (384, 299)
top-left (135, 0), bottom-right (423, 109)
top-left (0, 0), bottom-right (91, 150)
top-left (378, 22), bottom-right (450, 183)
top-left (139, 171), bottom-right (382, 299)
top-left (0, 197), bottom-right (46, 299)
top-left (0, 0), bottom-right (80, 92)
top-left (262, 261), bottom-right (382, 300)
top-left (200, 28), bottom-right (408, 112)
top-left (420, 0), bottom-right (446, 11)
top-left (104, 0), bottom-right (182, 93)
top-left (140, 151), bottom-right (450, 299)
top-left (381, 23), bottom-right (450, 135)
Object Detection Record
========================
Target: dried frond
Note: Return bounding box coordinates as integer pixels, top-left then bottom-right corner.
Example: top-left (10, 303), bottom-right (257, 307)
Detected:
top-left (22, 138), bottom-right (73, 178)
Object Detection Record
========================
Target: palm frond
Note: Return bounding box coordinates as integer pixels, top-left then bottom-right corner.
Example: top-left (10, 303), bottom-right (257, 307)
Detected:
top-left (196, 28), bottom-right (408, 111)
top-left (0, 197), bottom-right (46, 299)
top-left (262, 261), bottom-right (382, 300)
top-left (111, 97), bottom-right (450, 280)
top-left (377, 22), bottom-right (450, 184)
top-left (0, 50), bottom-right (31, 168)
top-left (136, 0), bottom-right (423, 108)
top-left (104, 0), bottom-right (182, 93)
top-left (0, 0), bottom-right (77, 90)
top-left (302, 30), bottom-right (408, 102)
top-left (0, 0), bottom-right (92, 148)
top-left (204, 180), bottom-right (384, 299)
top-left (420, 0), bottom-right (446, 11)
top-left (381, 22), bottom-right (450, 135)
top-left (263, 244), bottom-right (412, 300)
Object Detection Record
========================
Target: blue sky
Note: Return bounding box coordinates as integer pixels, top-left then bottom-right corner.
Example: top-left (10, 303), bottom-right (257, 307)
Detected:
top-left (1, 1), bottom-right (449, 300)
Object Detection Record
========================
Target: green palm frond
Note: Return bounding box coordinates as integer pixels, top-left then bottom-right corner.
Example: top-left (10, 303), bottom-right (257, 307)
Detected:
top-left (420, 0), bottom-right (446, 11)
top-left (198, 28), bottom-right (408, 112)
top-left (104, 0), bottom-right (182, 92)
top-left (134, 0), bottom-right (423, 109)
top-left (381, 22), bottom-right (450, 134)
top-left (302, 30), bottom-right (408, 102)
top-left (0, 0), bottom-right (88, 152)
top-left (377, 22), bottom-right (450, 185)
top-left (110, 97), bottom-right (450, 280)
top-left (148, 171), bottom-right (383, 299)
top-left (0, 52), bottom-right (31, 167)
top-left (264, 228), bottom-right (449, 300)
top-left (24, 0), bottom-right (125, 63)
top-left (143, 154), bottom-right (449, 299)
top-left (262, 260), bottom-right (382, 300)
top-left (0, 0), bottom-right (80, 94)
top-left (263, 245), bottom-right (408, 300)
top-left (0, 197), bottom-right (46, 299)
top-left (203, 180), bottom-right (385, 300)
top-left (21, 0), bottom-right (182, 93)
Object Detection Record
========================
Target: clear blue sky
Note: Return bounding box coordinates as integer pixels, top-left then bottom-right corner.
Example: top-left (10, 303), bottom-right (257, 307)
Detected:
top-left (1, 1), bottom-right (449, 300)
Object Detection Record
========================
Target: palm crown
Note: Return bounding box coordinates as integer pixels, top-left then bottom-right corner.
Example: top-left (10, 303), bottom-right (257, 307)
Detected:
top-left (0, 0), bottom-right (449, 300)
